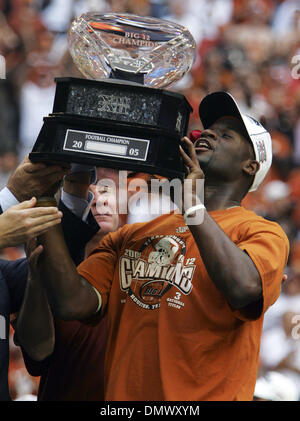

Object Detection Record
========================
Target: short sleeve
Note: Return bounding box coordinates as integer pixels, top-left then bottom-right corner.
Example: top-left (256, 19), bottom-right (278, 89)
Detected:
top-left (236, 220), bottom-right (289, 318)
top-left (77, 228), bottom-right (124, 316)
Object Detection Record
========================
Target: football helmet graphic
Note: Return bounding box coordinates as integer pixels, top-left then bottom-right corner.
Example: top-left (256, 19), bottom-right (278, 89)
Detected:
top-left (148, 237), bottom-right (179, 266)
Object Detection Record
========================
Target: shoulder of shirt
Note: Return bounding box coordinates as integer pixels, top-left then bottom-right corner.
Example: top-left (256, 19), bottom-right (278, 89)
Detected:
top-left (235, 206), bottom-right (289, 241)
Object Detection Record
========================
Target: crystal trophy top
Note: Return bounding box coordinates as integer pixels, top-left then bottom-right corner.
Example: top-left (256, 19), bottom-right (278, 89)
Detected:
top-left (68, 12), bottom-right (196, 87)
top-left (29, 13), bottom-right (194, 179)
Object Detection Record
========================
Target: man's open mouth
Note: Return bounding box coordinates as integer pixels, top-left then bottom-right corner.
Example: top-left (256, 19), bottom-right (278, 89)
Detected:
top-left (194, 138), bottom-right (213, 151)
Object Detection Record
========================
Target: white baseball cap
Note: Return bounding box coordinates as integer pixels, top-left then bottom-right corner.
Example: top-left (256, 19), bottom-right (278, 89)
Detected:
top-left (198, 91), bottom-right (272, 192)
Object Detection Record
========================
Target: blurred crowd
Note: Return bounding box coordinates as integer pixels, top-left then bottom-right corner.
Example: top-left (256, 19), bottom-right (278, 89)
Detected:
top-left (1, 0), bottom-right (300, 401)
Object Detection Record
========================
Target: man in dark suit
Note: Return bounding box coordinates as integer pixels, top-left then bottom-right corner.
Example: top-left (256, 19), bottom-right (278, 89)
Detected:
top-left (0, 157), bottom-right (98, 401)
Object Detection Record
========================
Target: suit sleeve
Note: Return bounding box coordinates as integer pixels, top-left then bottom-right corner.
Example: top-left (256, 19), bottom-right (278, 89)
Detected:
top-left (21, 201), bottom-right (100, 375)
top-left (6, 202), bottom-right (98, 315)
top-left (58, 200), bottom-right (99, 265)
top-left (0, 195), bottom-right (28, 314)
top-left (1, 258), bottom-right (28, 314)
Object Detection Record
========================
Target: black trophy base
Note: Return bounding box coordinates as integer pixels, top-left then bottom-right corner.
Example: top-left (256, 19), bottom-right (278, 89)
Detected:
top-left (29, 114), bottom-right (185, 180)
top-left (29, 77), bottom-right (193, 180)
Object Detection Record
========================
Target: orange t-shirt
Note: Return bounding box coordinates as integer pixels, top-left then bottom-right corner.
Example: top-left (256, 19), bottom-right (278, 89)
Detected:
top-left (77, 207), bottom-right (289, 401)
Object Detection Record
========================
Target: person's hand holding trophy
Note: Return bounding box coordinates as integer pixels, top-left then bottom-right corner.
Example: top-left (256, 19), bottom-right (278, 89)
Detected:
top-left (29, 12), bottom-right (196, 179)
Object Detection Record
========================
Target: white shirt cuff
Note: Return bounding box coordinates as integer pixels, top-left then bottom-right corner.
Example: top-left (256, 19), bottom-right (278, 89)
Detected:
top-left (0, 187), bottom-right (19, 212)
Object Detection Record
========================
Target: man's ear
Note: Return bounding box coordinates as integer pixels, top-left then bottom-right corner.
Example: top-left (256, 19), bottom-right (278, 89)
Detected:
top-left (242, 160), bottom-right (260, 178)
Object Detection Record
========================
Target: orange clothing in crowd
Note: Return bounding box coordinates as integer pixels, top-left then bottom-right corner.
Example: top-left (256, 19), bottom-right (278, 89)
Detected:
top-left (78, 207), bottom-right (289, 401)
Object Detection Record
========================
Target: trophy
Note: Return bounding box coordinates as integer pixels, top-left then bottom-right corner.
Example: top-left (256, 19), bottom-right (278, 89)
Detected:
top-left (29, 13), bottom-right (196, 179)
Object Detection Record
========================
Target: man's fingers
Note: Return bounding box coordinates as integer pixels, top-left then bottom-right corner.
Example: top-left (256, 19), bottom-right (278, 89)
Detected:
top-left (21, 161), bottom-right (48, 173)
top-left (29, 207), bottom-right (62, 218)
top-left (180, 145), bottom-right (194, 168)
top-left (12, 197), bottom-right (37, 210)
top-left (181, 137), bottom-right (198, 164)
top-left (41, 164), bottom-right (70, 175)
top-left (23, 162), bottom-right (70, 176)
top-left (26, 236), bottom-right (37, 251)
top-left (20, 209), bottom-right (62, 237)
top-left (29, 244), bottom-right (44, 262)
top-left (29, 218), bottom-right (62, 237)
top-left (27, 243), bottom-right (44, 270)
top-left (13, 204), bottom-right (61, 218)
top-left (26, 239), bottom-right (42, 258)
top-left (179, 137), bottom-right (205, 183)
top-left (33, 166), bottom-right (69, 179)
top-left (27, 212), bottom-right (63, 228)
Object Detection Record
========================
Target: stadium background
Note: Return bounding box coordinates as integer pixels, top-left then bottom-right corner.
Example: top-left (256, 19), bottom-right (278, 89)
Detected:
top-left (1, 0), bottom-right (300, 400)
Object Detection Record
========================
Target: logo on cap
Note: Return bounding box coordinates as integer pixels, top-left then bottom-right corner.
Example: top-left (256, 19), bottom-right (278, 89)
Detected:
top-left (247, 115), bottom-right (262, 127)
top-left (256, 139), bottom-right (267, 163)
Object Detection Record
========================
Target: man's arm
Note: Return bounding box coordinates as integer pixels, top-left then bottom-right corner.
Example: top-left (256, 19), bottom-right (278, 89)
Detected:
top-left (16, 168), bottom-right (100, 362)
top-left (15, 240), bottom-right (55, 361)
top-left (37, 170), bottom-right (100, 320)
top-left (187, 211), bottom-right (262, 309)
top-left (0, 155), bottom-right (69, 323)
top-left (180, 137), bottom-right (262, 312)
top-left (37, 223), bottom-right (100, 320)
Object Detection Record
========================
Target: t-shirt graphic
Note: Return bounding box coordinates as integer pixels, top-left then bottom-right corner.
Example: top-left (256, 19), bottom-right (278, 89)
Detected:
top-left (119, 235), bottom-right (195, 310)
